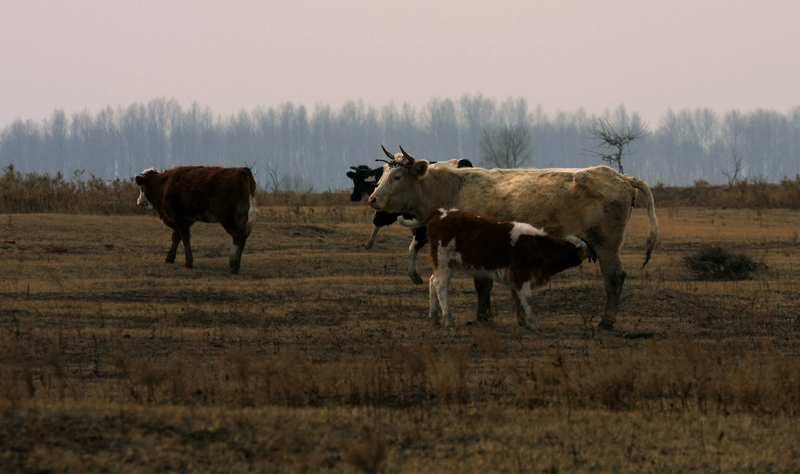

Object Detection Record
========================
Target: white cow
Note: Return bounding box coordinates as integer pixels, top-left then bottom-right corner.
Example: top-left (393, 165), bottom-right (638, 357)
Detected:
top-left (369, 146), bottom-right (658, 330)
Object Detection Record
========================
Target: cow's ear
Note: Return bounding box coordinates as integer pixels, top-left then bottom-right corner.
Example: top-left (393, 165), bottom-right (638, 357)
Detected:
top-left (134, 176), bottom-right (145, 186)
top-left (346, 171), bottom-right (355, 179)
top-left (412, 160), bottom-right (429, 178)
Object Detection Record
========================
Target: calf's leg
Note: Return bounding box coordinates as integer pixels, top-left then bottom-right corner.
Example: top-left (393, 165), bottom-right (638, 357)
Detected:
top-left (513, 282), bottom-right (538, 329)
top-left (432, 268), bottom-right (455, 328)
top-left (474, 277), bottom-right (494, 321)
top-left (511, 291), bottom-right (527, 328)
top-left (428, 274), bottom-right (441, 326)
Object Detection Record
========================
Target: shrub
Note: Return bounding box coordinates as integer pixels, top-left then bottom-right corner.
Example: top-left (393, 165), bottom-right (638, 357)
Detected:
top-left (683, 245), bottom-right (766, 281)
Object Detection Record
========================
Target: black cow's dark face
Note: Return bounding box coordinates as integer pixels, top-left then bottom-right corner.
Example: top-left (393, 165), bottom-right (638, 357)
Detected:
top-left (346, 165), bottom-right (383, 202)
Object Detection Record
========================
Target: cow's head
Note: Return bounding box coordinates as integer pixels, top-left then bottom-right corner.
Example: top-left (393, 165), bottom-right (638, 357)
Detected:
top-left (345, 165), bottom-right (382, 202)
top-left (134, 168), bottom-right (158, 208)
top-left (368, 146), bottom-right (429, 213)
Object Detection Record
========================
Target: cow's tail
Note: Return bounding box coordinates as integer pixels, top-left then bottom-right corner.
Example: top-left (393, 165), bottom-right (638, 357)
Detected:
top-left (628, 176), bottom-right (659, 268)
top-left (246, 170), bottom-right (258, 235)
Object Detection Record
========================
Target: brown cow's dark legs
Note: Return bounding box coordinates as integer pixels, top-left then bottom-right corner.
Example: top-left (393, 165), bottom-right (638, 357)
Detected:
top-left (474, 277), bottom-right (494, 321)
top-left (222, 218), bottom-right (248, 274)
top-left (174, 223), bottom-right (193, 268)
top-left (228, 234), bottom-right (247, 274)
top-left (165, 229), bottom-right (181, 264)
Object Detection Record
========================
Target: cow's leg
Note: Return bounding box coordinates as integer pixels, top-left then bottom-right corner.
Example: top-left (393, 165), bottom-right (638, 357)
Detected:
top-left (222, 219), bottom-right (248, 274)
top-left (428, 274), bottom-right (441, 326)
top-left (165, 229), bottom-right (181, 264)
top-left (592, 201), bottom-right (634, 330)
top-left (474, 277), bottom-right (494, 321)
top-left (511, 290), bottom-right (526, 327)
top-left (176, 224), bottom-right (194, 268)
top-left (434, 268), bottom-right (454, 328)
top-left (228, 236), bottom-right (247, 274)
top-left (597, 252), bottom-right (626, 330)
top-left (513, 282), bottom-right (538, 329)
top-left (364, 226), bottom-right (380, 249)
top-left (407, 227), bottom-right (426, 285)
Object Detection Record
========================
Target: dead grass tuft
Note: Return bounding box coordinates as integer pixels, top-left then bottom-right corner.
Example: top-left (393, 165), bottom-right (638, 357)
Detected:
top-left (683, 245), bottom-right (766, 280)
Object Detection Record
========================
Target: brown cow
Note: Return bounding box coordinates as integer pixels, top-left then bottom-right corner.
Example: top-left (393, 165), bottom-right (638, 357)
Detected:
top-left (134, 166), bottom-right (257, 274)
top-left (402, 208), bottom-right (588, 328)
top-left (369, 146), bottom-right (658, 330)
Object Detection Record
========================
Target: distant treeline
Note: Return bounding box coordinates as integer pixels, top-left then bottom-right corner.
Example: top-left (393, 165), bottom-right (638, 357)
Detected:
top-left (2, 165), bottom-right (799, 215)
top-left (1, 96), bottom-right (798, 190)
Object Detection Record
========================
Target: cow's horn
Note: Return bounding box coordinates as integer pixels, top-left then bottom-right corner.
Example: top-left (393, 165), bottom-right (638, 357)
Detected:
top-left (399, 145), bottom-right (415, 163)
top-left (350, 166), bottom-right (359, 171)
top-left (375, 159), bottom-right (392, 164)
top-left (381, 145), bottom-right (395, 160)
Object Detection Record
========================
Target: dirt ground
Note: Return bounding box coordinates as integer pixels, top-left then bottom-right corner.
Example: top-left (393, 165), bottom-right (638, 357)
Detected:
top-left (1, 207), bottom-right (800, 473)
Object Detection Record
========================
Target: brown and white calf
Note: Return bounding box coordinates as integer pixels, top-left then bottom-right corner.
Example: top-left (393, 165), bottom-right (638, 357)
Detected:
top-left (402, 208), bottom-right (588, 328)
top-left (135, 166), bottom-right (257, 274)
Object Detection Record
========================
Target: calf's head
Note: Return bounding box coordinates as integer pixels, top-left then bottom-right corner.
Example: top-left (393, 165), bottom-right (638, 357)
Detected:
top-left (530, 234), bottom-right (589, 281)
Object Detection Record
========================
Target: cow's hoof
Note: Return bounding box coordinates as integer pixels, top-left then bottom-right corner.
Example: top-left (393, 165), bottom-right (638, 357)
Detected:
top-left (184, 261), bottom-right (194, 269)
top-left (598, 320), bottom-right (615, 331)
top-left (410, 273), bottom-right (423, 285)
top-left (165, 258), bottom-right (175, 264)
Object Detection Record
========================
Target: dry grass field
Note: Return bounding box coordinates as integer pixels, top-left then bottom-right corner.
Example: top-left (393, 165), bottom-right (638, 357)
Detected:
top-left (2, 200), bottom-right (800, 473)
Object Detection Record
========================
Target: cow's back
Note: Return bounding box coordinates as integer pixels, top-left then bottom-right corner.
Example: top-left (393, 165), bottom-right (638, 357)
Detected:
top-left (446, 166), bottom-right (636, 239)
top-left (161, 167), bottom-right (255, 223)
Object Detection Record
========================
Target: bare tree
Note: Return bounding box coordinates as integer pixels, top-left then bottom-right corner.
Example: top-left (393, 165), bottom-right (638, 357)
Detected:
top-left (589, 118), bottom-right (649, 174)
top-left (479, 125), bottom-right (532, 168)
top-left (720, 147), bottom-right (746, 187)
top-left (265, 162), bottom-right (314, 193)
top-left (265, 162), bottom-right (282, 192)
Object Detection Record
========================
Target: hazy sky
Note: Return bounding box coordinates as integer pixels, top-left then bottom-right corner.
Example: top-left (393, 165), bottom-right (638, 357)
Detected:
top-left (2, 0), bottom-right (799, 128)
